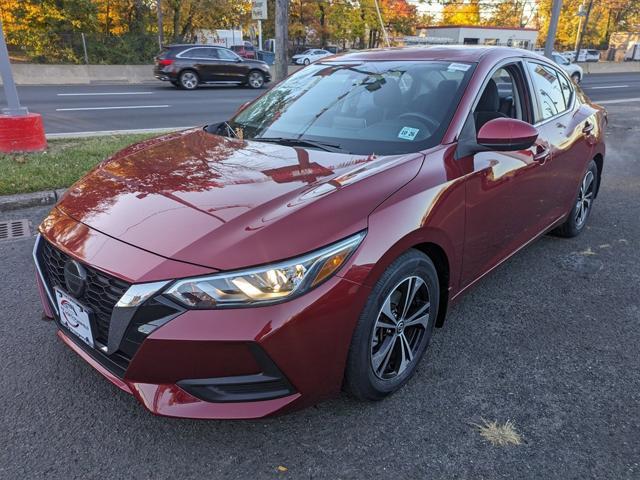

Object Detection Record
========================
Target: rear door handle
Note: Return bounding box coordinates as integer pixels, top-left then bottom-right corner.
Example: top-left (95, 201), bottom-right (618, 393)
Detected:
top-left (582, 121), bottom-right (594, 134)
top-left (534, 145), bottom-right (550, 162)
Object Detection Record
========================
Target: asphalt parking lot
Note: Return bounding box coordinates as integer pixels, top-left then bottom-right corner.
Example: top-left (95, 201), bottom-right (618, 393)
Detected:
top-left (1, 102), bottom-right (639, 479)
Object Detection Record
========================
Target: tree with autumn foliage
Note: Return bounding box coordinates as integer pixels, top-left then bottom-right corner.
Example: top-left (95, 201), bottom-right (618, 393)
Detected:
top-left (441, 0), bottom-right (480, 25)
top-left (535, 0), bottom-right (640, 50)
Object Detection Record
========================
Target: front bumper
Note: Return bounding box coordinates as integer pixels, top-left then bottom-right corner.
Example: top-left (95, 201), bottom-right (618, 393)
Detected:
top-left (34, 223), bottom-right (369, 419)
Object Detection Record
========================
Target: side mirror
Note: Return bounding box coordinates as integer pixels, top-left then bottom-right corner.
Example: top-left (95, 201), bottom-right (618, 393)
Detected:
top-left (477, 117), bottom-right (538, 151)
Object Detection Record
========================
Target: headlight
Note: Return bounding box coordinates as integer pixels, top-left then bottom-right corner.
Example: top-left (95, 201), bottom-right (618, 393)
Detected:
top-left (164, 231), bottom-right (365, 308)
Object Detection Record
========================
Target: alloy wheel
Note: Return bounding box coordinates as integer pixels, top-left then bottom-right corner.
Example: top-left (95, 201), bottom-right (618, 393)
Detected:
top-left (370, 276), bottom-right (430, 380)
top-left (180, 71), bottom-right (198, 89)
top-left (575, 170), bottom-right (595, 228)
top-left (248, 72), bottom-right (264, 89)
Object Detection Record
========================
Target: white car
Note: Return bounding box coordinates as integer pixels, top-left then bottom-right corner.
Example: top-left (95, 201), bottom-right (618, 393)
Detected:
top-left (292, 49), bottom-right (332, 65)
top-left (552, 53), bottom-right (584, 83)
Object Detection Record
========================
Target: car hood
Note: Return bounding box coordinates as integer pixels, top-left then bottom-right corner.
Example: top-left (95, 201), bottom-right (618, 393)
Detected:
top-left (56, 129), bottom-right (424, 270)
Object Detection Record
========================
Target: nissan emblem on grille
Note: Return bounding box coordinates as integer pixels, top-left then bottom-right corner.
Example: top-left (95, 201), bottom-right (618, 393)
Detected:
top-left (63, 259), bottom-right (87, 297)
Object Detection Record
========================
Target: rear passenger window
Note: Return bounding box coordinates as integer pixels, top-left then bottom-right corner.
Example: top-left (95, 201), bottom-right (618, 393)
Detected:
top-left (526, 62), bottom-right (567, 121)
top-left (182, 47), bottom-right (213, 59)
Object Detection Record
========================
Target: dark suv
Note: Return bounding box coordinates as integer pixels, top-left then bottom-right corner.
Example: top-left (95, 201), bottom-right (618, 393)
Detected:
top-left (154, 44), bottom-right (271, 90)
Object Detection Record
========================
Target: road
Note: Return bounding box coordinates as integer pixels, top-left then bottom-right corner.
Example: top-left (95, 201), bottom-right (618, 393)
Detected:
top-left (0, 72), bottom-right (639, 135)
top-left (1, 102), bottom-right (639, 477)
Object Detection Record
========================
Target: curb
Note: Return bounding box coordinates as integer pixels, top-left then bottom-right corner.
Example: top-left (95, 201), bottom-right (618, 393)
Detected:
top-left (46, 126), bottom-right (193, 139)
top-left (0, 189), bottom-right (66, 213)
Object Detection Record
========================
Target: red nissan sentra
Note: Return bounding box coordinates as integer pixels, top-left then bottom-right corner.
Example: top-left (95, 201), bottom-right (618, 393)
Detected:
top-left (34, 47), bottom-right (606, 419)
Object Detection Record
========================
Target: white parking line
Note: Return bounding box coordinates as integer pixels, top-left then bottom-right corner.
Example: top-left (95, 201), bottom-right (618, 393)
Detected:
top-left (56, 105), bottom-right (170, 111)
top-left (57, 92), bottom-right (154, 96)
top-left (587, 85), bottom-right (629, 90)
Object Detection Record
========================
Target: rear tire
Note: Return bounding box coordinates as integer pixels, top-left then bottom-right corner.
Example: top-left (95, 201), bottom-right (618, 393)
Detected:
top-left (345, 249), bottom-right (439, 401)
top-left (553, 160), bottom-right (598, 237)
top-left (179, 70), bottom-right (199, 90)
top-left (571, 72), bottom-right (581, 84)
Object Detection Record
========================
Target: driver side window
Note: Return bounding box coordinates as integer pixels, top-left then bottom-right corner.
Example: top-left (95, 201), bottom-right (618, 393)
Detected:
top-left (473, 64), bottom-right (528, 133)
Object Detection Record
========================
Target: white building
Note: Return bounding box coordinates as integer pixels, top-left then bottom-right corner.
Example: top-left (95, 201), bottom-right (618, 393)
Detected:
top-left (406, 26), bottom-right (538, 50)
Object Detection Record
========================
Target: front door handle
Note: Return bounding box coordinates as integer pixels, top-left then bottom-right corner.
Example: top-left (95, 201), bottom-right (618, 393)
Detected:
top-left (582, 121), bottom-right (594, 134)
top-left (534, 145), bottom-right (550, 162)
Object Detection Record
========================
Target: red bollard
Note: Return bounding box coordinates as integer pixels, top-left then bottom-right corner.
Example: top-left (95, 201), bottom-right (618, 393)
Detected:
top-left (0, 112), bottom-right (47, 153)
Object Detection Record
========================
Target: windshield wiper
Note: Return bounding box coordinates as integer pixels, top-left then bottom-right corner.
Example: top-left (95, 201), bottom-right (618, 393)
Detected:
top-left (253, 137), bottom-right (345, 153)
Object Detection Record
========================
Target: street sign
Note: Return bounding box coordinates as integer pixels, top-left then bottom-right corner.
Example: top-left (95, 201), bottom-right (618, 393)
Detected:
top-left (252, 0), bottom-right (268, 20)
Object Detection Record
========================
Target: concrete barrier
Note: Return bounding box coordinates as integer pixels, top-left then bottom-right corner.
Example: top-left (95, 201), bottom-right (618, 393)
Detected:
top-left (0, 64), bottom-right (156, 85)
top-left (0, 64), bottom-right (304, 85)
top-left (578, 61), bottom-right (640, 74)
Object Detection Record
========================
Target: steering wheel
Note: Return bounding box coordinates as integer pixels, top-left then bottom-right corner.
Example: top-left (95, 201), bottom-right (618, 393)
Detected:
top-left (397, 112), bottom-right (440, 134)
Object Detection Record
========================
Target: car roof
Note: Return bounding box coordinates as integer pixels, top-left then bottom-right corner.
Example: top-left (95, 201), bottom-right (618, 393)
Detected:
top-left (166, 44), bottom-right (228, 49)
top-left (328, 46), bottom-right (540, 64)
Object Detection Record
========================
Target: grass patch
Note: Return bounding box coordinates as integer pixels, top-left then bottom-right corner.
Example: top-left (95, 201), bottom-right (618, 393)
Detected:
top-left (473, 419), bottom-right (523, 446)
top-left (0, 134), bottom-right (155, 196)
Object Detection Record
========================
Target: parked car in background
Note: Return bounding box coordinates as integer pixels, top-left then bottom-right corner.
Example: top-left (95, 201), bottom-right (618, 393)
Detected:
top-left (552, 53), bottom-right (583, 83)
top-left (154, 44), bottom-right (271, 90)
top-left (563, 49), bottom-right (600, 63)
top-left (582, 49), bottom-right (601, 62)
top-left (36, 46), bottom-right (606, 419)
top-left (230, 42), bottom-right (257, 60)
top-left (624, 43), bottom-right (640, 61)
top-left (292, 49), bottom-right (332, 65)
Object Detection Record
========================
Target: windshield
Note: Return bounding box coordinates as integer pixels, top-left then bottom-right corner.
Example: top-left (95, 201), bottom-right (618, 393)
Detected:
top-left (228, 60), bottom-right (475, 155)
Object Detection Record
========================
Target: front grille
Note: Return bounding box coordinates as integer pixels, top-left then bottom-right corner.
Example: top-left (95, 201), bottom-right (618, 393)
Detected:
top-left (39, 239), bottom-right (130, 346)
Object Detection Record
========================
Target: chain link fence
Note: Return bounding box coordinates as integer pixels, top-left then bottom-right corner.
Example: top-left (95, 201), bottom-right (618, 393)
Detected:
top-left (6, 32), bottom-right (162, 65)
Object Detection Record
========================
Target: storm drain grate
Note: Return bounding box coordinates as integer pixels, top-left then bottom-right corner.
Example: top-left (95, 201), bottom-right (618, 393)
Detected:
top-left (0, 219), bottom-right (31, 241)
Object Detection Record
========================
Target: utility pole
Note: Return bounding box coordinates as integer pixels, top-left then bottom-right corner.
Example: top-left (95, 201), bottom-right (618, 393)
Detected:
top-left (574, 0), bottom-right (594, 61)
top-left (373, 0), bottom-right (390, 47)
top-left (0, 19), bottom-right (26, 116)
top-left (0, 19), bottom-right (46, 152)
top-left (544, 0), bottom-right (563, 59)
top-left (156, 0), bottom-right (164, 48)
top-left (274, 0), bottom-right (289, 82)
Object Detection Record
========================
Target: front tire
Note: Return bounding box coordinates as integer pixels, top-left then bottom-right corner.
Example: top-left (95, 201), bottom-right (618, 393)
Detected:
top-left (179, 70), bottom-right (199, 90)
top-left (303, 58), bottom-right (310, 66)
top-left (345, 249), bottom-right (439, 401)
top-left (571, 72), bottom-right (581, 84)
top-left (246, 70), bottom-right (265, 89)
top-left (553, 160), bottom-right (598, 237)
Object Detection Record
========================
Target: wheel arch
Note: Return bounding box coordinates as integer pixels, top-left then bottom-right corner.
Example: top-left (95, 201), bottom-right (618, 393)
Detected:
top-left (351, 231), bottom-right (456, 330)
top-left (179, 67), bottom-right (199, 77)
top-left (412, 242), bottom-right (450, 328)
top-left (593, 153), bottom-right (604, 198)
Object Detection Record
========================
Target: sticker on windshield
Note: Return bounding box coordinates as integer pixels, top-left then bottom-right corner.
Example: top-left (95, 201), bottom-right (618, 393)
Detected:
top-left (447, 63), bottom-right (471, 72)
top-left (398, 127), bottom-right (419, 141)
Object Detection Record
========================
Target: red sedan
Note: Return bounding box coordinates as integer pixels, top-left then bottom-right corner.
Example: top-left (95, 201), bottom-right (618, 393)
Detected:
top-left (34, 47), bottom-right (606, 419)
